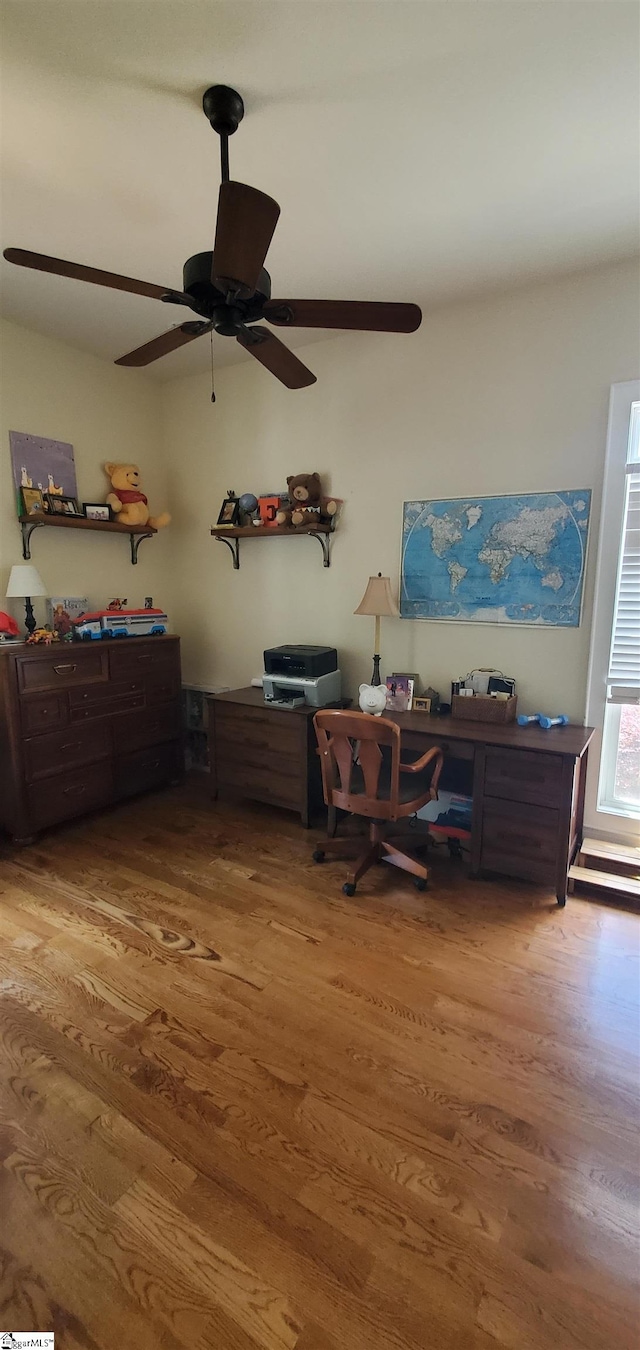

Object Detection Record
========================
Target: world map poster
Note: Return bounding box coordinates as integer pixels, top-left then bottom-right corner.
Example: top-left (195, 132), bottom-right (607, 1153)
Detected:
top-left (401, 490), bottom-right (591, 626)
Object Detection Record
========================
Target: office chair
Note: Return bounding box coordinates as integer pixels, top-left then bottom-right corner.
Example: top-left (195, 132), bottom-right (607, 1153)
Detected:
top-left (312, 709), bottom-right (444, 895)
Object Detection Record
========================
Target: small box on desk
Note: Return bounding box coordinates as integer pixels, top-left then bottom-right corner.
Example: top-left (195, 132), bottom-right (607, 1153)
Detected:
top-left (452, 693), bottom-right (517, 723)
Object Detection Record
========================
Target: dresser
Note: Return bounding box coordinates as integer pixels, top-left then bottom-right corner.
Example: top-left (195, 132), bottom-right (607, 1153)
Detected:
top-left (208, 686), bottom-right (335, 827)
top-left (0, 635), bottom-right (182, 844)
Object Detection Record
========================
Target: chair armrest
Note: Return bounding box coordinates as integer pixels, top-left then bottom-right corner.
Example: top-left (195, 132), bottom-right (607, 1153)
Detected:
top-left (399, 745), bottom-right (444, 795)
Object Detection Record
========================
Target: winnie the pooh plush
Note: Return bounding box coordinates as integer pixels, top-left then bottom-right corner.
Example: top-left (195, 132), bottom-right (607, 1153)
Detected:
top-left (104, 463), bottom-right (170, 529)
top-left (276, 472), bottom-right (337, 529)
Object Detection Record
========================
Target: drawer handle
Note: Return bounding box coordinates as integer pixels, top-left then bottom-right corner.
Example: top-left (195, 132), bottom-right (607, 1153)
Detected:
top-left (53, 663), bottom-right (77, 674)
top-left (61, 741), bottom-right (82, 751)
top-left (63, 784), bottom-right (86, 796)
top-left (136, 655), bottom-right (151, 662)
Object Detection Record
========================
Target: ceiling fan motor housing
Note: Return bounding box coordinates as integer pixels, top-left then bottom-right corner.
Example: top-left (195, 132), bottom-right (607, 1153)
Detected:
top-left (182, 251), bottom-right (271, 331)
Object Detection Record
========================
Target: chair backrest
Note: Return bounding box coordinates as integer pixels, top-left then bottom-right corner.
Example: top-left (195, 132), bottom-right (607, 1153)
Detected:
top-left (313, 709), bottom-right (402, 817)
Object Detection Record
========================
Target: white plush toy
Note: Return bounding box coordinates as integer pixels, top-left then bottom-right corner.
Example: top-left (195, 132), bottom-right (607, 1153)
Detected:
top-left (359, 683), bottom-right (387, 716)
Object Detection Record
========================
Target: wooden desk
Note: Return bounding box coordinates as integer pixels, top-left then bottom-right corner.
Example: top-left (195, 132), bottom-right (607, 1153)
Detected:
top-left (386, 710), bottom-right (595, 906)
top-left (208, 686), bottom-right (349, 828)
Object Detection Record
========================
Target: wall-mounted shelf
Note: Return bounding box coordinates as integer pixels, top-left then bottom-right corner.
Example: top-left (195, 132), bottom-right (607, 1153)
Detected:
top-left (210, 522), bottom-right (335, 570)
top-left (19, 513), bottom-right (156, 565)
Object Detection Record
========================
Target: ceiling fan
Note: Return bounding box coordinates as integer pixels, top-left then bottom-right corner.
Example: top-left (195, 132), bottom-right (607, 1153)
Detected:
top-left (3, 85), bottom-right (421, 389)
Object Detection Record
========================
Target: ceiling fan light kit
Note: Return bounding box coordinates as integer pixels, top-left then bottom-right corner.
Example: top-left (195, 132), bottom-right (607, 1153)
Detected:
top-left (3, 84), bottom-right (422, 391)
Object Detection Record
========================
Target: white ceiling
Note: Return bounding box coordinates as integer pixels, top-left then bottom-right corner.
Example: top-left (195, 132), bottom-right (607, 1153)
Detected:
top-left (1, 0), bottom-right (638, 382)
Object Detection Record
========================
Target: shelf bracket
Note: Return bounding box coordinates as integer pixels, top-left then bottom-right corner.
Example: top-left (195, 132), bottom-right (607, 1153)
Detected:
top-left (130, 532), bottom-right (153, 566)
top-left (21, 519), bottom-right (41, 560)
top-left (215, 534), bottom-right (240, 569)
top-left (311, 530), bottom-right (332, 567)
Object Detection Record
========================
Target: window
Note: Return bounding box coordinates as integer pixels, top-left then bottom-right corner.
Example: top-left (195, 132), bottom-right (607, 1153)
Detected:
top-left (588, 387), bottom-right (640, 822)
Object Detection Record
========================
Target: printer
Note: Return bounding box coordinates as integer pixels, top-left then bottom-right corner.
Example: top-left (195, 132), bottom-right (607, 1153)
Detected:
top-left (262, 645), bottom-right (341, 707)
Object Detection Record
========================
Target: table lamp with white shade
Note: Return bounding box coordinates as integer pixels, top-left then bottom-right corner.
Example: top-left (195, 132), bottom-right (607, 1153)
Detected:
top-left (354, 572), bottom-right (399, 686)
top-left (6, 563), bottom-right (48, 636)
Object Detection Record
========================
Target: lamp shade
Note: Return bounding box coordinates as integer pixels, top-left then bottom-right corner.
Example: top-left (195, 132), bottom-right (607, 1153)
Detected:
top-left (354, 574), bottom-right (399, 618)
top-left (6, 564), bottom-right (47, 599)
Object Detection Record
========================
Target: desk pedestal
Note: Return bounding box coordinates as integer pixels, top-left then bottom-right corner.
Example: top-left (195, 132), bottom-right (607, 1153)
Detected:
top-left (389, 713), bottom-right (593, 906)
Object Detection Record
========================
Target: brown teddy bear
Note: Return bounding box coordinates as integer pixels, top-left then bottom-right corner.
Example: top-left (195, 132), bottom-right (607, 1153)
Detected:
top-left (104, 463), bottom-right (170, 529)
top-left (276, 472), bottom-right (337, 529)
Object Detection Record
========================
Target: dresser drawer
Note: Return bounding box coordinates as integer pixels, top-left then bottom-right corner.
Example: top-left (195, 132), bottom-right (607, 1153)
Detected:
top-left (70, 692), bottom-right (145, 723)
top-left (20, 692), bottom-right (68, 736)
top-left (115, 741), bottom-right (181, 798)
top-left (484, 748), bottom-right (563, 807)
top-left (109, 642), bottom-right (178, 681)
top-left (481, 799), bottom-right (559, 883)
top-left (69, 678), bottom-right (144, 708)
top-left (24, 722), bottom-right (111, 783)
top-left (113, 707), bottom-right (181, 753)
top-left (17, 649), bottom-right (108, 693)
top-left (145, 672), bottom-right (181, 705)
top-left (27, 761), bottom-right (114, 830)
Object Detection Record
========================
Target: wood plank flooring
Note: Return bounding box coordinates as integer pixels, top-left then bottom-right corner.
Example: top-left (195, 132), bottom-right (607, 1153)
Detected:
top-left (0, 780), bottom-right (638, 1349)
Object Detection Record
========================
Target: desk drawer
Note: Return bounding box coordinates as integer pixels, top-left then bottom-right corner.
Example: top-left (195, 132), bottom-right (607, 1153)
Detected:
top-left (17, 650), bottom-right (108, 693)
top-left (481, 799), bottom-right (559, 883)
top-left (217, 760), bottom-right (301, 812)
top-left (214, 705), bottom-right (301, 757)
top-left (24, 722), bottom-right (111, 783)
top-left (484, 748), bottom-right (563, 807)
top-left (401, 731), bottom-right (474, 761)
top-left (20, 692), bottom-right (68, 736)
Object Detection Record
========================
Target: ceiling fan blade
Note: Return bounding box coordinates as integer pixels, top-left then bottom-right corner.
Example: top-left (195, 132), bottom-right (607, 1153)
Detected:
top-left (236, 326), bottom-right (316, 389)
top-left (265, 298), bottom-right (422, 333)
top-left (3, 248), bottom-right (187, 303)
top-left (115, 322), bottom-right (212, 367)
top-left (212, 181), bottom-right (280, 298)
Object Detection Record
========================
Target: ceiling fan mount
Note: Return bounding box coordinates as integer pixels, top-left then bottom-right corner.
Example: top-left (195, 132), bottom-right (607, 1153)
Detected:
top-left (3, 83), bottom-right (422, 389)
top-left (202, 84), bottom-right (245, 138)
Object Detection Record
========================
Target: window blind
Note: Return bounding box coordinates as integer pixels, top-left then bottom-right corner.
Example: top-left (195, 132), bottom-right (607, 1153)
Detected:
top-left (608, 461), bottom-right (640, 700)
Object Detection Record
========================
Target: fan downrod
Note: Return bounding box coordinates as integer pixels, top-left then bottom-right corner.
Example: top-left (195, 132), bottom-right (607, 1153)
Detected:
top-left (202, 85), bottom-right (244, 136)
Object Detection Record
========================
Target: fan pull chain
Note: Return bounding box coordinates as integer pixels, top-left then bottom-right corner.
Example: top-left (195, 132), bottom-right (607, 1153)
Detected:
top-left (210, 328), bottom-right (216, 403)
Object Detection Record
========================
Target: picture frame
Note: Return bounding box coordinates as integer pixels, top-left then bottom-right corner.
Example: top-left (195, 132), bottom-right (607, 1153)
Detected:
top-left (216, 497), bottom-right (240, 527)
top-left (257, 495), bottom-right (281, 527)
top-left (83, 502), bottom-right (113, 522)
top-left (45, 493), bottom-right (81, 516)
top-left (412, 695), bottom-right (436, 714)
top-left (10, 430), bottom-right (78, 519)
top-left (21, 487), bottom-right (46, 516)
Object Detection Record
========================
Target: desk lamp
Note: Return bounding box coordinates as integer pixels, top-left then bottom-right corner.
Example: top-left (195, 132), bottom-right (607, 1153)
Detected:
top-left (6, 563), bottom-right (47, 636)
top-left (354, 573), bottom-right (399, 685)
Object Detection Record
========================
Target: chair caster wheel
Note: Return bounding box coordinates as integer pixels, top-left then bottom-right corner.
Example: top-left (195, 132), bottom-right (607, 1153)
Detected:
top-left (312, 849), bottom-right (325, 863)
top-left (342, 882), bottom-right (356, 897)
top-left (414, 877), bottom-right (428, 891)
top-left (557, 896), bottom-right (567, 908)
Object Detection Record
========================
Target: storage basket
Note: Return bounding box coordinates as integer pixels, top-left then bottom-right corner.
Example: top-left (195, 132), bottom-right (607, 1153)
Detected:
top-left (452, 693), bottom-right (517, 724)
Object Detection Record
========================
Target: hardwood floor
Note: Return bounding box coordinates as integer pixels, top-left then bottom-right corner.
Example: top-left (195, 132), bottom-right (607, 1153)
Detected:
top-left (0, 780), bottom-right (638, 1350)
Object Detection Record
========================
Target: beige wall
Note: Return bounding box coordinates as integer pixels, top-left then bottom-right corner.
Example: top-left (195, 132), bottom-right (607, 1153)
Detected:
top-left (160, 260), bottom-right (640, 720)
top-left (0, 319), bottom-right (170, 629)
